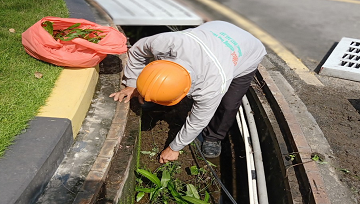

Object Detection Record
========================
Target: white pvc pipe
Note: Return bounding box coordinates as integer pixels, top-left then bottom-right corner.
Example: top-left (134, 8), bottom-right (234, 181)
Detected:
top-left (236, 108), bottom-right (257, 204)
top-left (240, 106), bottom-right (259, 204)
top-left (242, 96), bottom-right (269, 204)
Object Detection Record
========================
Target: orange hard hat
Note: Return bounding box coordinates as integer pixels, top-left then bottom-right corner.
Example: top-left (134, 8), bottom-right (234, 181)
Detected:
top-left (136, 60), bottom-right (191, 106)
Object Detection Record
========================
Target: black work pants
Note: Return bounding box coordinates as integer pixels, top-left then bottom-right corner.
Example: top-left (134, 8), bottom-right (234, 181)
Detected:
top-left (202, 69), bottom-right (258, 142)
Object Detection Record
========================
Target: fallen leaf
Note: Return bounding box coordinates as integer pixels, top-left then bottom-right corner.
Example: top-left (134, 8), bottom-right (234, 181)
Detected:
top-left (9, 28), bottom-right (15, 33)
top-left (34, 72), bottom-right (43, 79)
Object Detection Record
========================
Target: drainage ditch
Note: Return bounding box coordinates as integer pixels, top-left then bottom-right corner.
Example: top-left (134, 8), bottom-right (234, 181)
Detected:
top-left (95, 26), bottom-right (304, 204)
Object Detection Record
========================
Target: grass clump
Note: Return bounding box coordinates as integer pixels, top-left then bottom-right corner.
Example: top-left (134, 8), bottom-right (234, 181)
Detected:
top-left (0, 0), bottom-right (69, 157)
top-left (135, 162), bottom-right (212, 204)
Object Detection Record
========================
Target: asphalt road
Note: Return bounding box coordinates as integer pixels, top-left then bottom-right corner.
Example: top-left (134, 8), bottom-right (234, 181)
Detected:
top-left (214, 0), bottom-right (360, 71)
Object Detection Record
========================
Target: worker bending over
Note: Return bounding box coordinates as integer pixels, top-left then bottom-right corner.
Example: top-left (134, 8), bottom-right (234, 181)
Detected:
top-left (110, 21), bottom-right (267, 163)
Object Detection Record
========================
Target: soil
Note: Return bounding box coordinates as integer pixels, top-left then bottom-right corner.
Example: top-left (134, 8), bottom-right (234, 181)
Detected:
top-left (137, 98), bottom-right (224, 204)
top-left (99, 97), bottom-right (252, 204)
top-left (137, 79), bottom-right (360, 203)
top-left (136, 92), bottom-right (257, 204)
top-left (299, 84), bottom-right (360, 201)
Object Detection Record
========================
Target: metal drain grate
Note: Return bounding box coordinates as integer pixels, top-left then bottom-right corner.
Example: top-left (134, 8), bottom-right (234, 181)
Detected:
top-left (320, 37), bottom-right (360, 82)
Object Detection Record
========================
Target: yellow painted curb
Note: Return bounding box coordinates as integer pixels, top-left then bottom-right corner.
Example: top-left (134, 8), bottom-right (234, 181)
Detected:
top-left (330, 0), bottom-right (360, 4)
top-left (38, 66), bottom-right (99, 138)
top-left (194, 0), bottom-right (324, 86)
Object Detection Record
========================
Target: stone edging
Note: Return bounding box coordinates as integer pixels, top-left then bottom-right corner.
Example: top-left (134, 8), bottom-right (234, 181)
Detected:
top-left (257, 65), bottom-right (331, 204)
top-left (72, 101), bottom-right (130, 203)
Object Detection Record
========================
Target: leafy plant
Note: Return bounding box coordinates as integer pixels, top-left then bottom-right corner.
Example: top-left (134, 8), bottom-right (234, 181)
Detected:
top-left (190, 166), bottom-right (206, 176)
top-left (288, 153), bottom-right (296, 161)
top-left (311, 154), bottom-right (327, 164)
top-left (140, 147), bottom-right (159, 158)
top-left (186, 184), bottom-right (200, 199)
top-left (41, 21), bottom-right (106, 43)
top-left (135, 162), bottom-right (210, 204)
top-left (188, 165), bottom-right (215, 199)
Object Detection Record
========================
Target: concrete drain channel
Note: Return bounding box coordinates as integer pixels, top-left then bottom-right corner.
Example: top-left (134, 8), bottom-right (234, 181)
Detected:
top-left (31, 25), bottom-right (328, 204)
top-left (89, 26), bottom-right (324, 204)
top-left (0, 1), bottom-right (331, 203)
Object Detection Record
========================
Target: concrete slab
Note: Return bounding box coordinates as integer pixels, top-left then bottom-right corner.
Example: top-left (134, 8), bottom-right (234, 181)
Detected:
top-left (0, 117), bottom-right (73, 204)
top-left (93, 0), bottom-right (203, 26)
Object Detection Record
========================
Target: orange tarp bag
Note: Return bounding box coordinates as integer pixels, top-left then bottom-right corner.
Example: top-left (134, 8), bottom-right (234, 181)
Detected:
top-left (22, 16), bottom-right (128, 67)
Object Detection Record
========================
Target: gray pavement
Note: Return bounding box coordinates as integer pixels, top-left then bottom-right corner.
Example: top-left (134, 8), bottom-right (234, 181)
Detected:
top-left (0, 117), bottom-right (73, 204)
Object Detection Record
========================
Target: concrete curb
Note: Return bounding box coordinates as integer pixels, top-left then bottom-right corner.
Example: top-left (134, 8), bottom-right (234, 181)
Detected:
top-left (0, 117), bottom-right (73, 204)
top-left (38, 67), bottom-right (100, 137)
top-left (72, 101), bottom-right (130, 204)
top-left (257, 65), bottom-right (331, 204)
top-left (69, 1), bottom-right (131, 202)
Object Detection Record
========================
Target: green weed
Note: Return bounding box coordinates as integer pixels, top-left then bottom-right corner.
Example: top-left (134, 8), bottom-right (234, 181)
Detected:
top-left (311, 154), bottom-right (327, 164)
top-left (135, 162), bottom-right (211, 204)
top-left (140, 147), bottom-right (159, 158)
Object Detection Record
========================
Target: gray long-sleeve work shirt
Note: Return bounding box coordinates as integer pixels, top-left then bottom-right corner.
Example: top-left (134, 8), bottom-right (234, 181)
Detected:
top-left (122, 21), bottom-right (267, 151)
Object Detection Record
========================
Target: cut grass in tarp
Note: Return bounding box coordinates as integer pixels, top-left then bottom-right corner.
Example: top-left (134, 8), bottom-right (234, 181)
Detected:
top-left (0, 0), bottom-right (69, 157)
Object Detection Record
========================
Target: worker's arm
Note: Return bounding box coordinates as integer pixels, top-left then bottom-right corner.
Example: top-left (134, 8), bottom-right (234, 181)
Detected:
top-left (159, 94), bottom-right (222, 163)
top-left (122, 36), bottom-right (157, 88)
top-left (173, 95), bottom-right (222, 148)
top-left (110, 35), bottom-right (158, 102)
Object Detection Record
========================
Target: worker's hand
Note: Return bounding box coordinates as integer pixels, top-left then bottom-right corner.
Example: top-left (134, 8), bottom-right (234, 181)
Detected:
top-left (109, 87), bottom-right (144, 104)
top-left (159, 146), bottom-right (179, 163)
